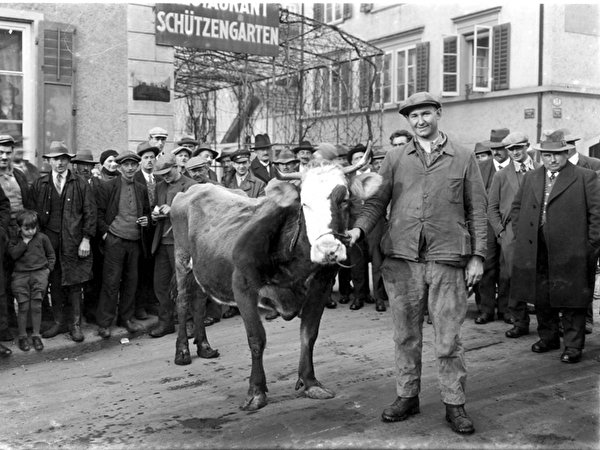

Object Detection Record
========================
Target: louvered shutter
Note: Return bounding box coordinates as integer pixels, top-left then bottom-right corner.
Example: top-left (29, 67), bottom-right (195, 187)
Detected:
top-left (415, 41), bottom-right (429, 93)
top-left (343, 4), bottom-right (353, 20)
top-left (492, 23), bottom-right (510, 91)
top-left (314, 4), bottom-right (324, 22)
top-left (39, 21), bottom-right (76, 157)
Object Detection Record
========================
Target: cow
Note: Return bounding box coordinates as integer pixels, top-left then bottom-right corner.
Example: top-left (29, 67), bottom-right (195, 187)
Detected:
top-left (170, 149), bottom-right (382, 411)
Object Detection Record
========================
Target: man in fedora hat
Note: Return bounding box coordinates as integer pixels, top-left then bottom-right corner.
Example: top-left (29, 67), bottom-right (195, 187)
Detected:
top-left (192, 143), bottom-right (219, 182)
top-left (28, 141), bottom-right (97, 343)
top-left (250, 133), bottom-right (276, 184)
top-left (273, 148), bottom-right (300, 174)
top-left (72, 149), bottom-right (101, 191)
top-left (347, 91), bottom-right (487, 434)
top-left (95, 151), bottom-right (150, 339)
top-left (177, 135), bottom-right (198, 153)
top-left (511, 129), bottom-right (600, 364)
top-left (216, 147), bottom-right (235, 185)
top-left (292, 140), bottom-right (315, 172)
top-left (473, 142), bottom-right (492, 163)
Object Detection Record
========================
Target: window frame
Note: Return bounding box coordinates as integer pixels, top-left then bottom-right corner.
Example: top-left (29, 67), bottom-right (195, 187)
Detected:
top-left (442, 35), bottom-right (460, 97)
top-left (395, 46), bottom-right (417, 103)
top-left (324, 3), bottom-right (344, 24)
top-left (472, 25), bottom-right (492, 92)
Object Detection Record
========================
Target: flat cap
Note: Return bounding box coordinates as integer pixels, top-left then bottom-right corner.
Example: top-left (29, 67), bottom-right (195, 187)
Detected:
top-left (115, 150), bottom-right (141, 164)
top-left (0, 135), bottom-right (15, 146)
top-left (186, 156), bottom-right (210, 170)
top-left (172, 146), bottom-right (193, 156)
top-left (398, 92), bottom-right (442, 116)
top-left (149, 127), bottom-right (168, 137)
top-left (502, 132), bottom-right (529, 149)
top-left (372, 149), bottom-right (388, 160)
top-left (153, 156), bottom-right (178, 175)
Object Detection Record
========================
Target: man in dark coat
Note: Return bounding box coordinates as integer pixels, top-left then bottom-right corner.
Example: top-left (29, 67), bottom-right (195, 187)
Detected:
top-left (511, 130), bottom-right (600, 364)
top-left (249, 133), bottom-right (276, 185)
top-left (29, 141), bottom-right (96, 343)
top-left (225, 150), bottom-right (266, 199)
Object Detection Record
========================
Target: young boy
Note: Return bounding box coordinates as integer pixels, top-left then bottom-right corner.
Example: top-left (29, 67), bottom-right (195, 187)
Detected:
top-left (8, 210), bottom-right (55, 351)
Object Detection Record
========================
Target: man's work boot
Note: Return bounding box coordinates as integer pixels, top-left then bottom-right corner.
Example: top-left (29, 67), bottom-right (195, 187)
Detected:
top-left (123, 320), bottom-right (144, 334)
top-left (0, 342), bottom-right (12, 356)
top-left (70, 324), bottom-right (84, 342)
top-left (42, 322), bottom-right (68, 339)
top-left (381, 396), bottom-right (420, 422)
top-left (445, 404), bottom-right (475, 434)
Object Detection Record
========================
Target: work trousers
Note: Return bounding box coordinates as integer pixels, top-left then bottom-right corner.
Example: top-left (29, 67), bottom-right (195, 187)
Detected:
top-left (382, 258), bottom-right (468, 405)
top-left (367, 218), bottom-right (388, 301)
top-left (96, 233), bottom-right (141, 328)
top-left (349, 240), bottom-right (370, 301)
top-left (476, 223), bottom-right (509, 314)
top-left (154, 244), bottom-right (175, 327)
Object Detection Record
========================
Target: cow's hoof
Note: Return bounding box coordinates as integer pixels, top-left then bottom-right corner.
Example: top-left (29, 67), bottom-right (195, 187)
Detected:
top-left (240, 393), bottom-right (268, 411)
top-left (197, 346), bottom-right (219, 359)
top-left (305, 384), bottom-right (336, 400)
top-left (175, 349), bottom-right (192, 366)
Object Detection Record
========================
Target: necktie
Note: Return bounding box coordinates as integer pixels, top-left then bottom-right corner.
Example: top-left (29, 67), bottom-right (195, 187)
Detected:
top-left (549, 172), bottom-right (557, 181)
top-left (520, 163), bottom-right (527, 173)
top-left (55, 174), bottom-right (63, 195)
top-left (147, 175), bottom-right (156, 206)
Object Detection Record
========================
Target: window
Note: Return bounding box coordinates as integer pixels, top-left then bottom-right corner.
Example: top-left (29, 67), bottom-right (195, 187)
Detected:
top-left (396, 47), bottom-right (416, 102)
top-left (313, 4), bottom-right (352, 24)
top-left (471, 25), bottom-right (492, 92)
top-left (442, 36), bottom-right (459, 96)
top-left (325, 3), bottom-right (343, 23)
top-left (339, 60), bottom-right (351, 110)
top-left (375, 53), bottom-right (392, 104)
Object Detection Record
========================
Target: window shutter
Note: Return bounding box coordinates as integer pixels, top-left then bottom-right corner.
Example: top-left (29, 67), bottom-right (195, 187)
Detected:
top-left (493, 23), bottom-right (510, 91)
top-left (343, 4), bottom-right (353, 20)
top-left (314, 4), bottom-right (324, 22)
top-left (442, 36), bottom-right (459, 95)
top-left (39, 21), bottom-right (76, 159)
top-left (415, 41), bottom-right (429, 93)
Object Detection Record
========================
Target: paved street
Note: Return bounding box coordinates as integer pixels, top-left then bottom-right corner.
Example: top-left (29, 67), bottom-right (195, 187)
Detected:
top-left (1, 294), bottom-right (598, 449)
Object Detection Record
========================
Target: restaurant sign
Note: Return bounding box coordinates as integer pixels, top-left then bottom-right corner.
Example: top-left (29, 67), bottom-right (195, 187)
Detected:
top-left (155, 3), bottom-right (280, 57)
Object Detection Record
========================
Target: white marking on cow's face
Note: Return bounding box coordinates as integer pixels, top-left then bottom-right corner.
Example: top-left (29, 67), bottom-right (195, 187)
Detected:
top-left (300, 164), bottom-right (348, 264)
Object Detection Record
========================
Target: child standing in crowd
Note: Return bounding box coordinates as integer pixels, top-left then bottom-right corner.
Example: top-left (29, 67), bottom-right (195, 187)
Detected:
top-left (8, 210), bottom-right (55, 351)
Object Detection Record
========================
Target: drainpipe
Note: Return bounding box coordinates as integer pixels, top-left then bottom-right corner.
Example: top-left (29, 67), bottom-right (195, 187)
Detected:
top-left (536, 4), bottom-right (544, 142)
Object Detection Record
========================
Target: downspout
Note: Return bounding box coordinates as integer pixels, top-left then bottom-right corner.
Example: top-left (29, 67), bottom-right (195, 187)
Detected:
top-left (536, 4), bottom-right (544, 142)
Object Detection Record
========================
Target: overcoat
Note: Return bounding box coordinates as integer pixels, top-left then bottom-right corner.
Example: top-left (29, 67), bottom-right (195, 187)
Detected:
top-left (27, 171), bottom-right (97, 286)
top-left (226, 171), bottom-right (266, 199)
top-left (250, 157), bottom-right (276, 185)
top-left (510, 162), bottom-right (600, 308)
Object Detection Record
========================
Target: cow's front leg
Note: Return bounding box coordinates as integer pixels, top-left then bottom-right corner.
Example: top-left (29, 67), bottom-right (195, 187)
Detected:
top-left (174, 254), bottom-right (193, 366)
top-left (191, 288), bottom-right (219, 359)
top-left (295, 271), bottom-right (336, 400)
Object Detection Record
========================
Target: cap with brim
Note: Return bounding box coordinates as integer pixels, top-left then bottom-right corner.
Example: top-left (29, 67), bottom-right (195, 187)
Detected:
top-left (216, 149), bottom-right (235, 163)
top-left (154, 156), bottom-right (178, 175)
top-left (172, 146), bottom-right (193, 157)
top-left (0, 135), bottom-right (15, 146)
top-left (149, 127), bottom-right (168, 138)
top-left (532, 130), bottom-right (574, 153)
top-left (398, 92), bottom-right (442, 116)
top-left (177, 136), bottom-right (198, 147)
top-left (230, 149), bottom-right (251, 163)
top-left (274, 149), bottom-right (299, 164)
top-left (481, 128), bottom-right (510, 149)
top-left (186, 156), bottom-right (210, 170)
top-left (347, 144), bottom-right (371, 164)
top-left (72, 149), bottom-right (99, 164)
top-left (292, 140), bottom-right (315, 154)
top-left (474, 142), bottom-right (492, 154)
top-left (44, 141), bottom-right (75, 158)
top-left (115, 150), bottom-right (141, 164)
top-left (192, 143), bottom-right (218, 159)
top-left (502, 132), bottom-right (529, 149)
top-left (136, 142), bottom-right (160, 156)
top-left (372, 149), bottom-right (387, 160)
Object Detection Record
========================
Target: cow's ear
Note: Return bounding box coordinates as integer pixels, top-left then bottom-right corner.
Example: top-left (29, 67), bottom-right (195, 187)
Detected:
top-left (265, 179), bottom-right (299, 207)
top-left (350, 173), bottom-right (383, 200)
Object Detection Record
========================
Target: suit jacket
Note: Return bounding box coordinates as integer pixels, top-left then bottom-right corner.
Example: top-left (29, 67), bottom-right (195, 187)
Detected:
top-left (478, 158), bottom-right (497, 192)
top-left (510, 162), bottom-right (600, 308)
top-left (577, 153), bottom-right (600, 171)
top-left (250, 158), bottom-right (276, 185)
top-left (134, 170), bottom-right (163, 207)
top-left (226, 171), bottom-right (266, 199)
top-left (151, 175), bottom-right (196, 254)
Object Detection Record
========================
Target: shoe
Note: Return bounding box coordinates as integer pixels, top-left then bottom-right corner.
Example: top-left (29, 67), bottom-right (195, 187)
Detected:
top-left (0, 328), bottom-right (13, 342)
top-left (134, 307), bottom-right (149, 321)
top-left (585, 322), bottom-right (592, 335)
top-left (222, 307), bottom-right (240, 319)
top-left (560, 347), bottom-right (582, 363)
top-left (98, 327), bottom-right (111, 339)
top-left (474, 312), bottom-right (494, 324)
top-left (203, 317), bottom-right (220, 327)
top-left (18, 337), bottom-right (30, 352)
top-left (375, 299), bottom-right (386, 312)
top-left (349, 298), bottom-right (364, 310)
top-left (498, 312), bottom-right (513, 324)
top-left (265, 311), bottom-right (279, 320)
top-left (149, 324), bottom-right (175, 338)
top-left (0, 342), bottom-right (11, 356)
top-left (364, 296), bottom-right (376, 304)
top-left (338, 296), bottom-right (350, 304)
top-left (531, 339), bottom-right (560, 353)
top-left (70, 324), bottom-right (84, 342)
top-left (445, 404), bottom-right (475, 434)
top-left (123, 320), bottom-right (144, 334)
top-left (42, 323), bottom-right (68, 339)
top-left (325, 299), bottom-right (337, 309)
top-left (32, 336), bottom-right (44, 351)
top-left (381, 396), bottom-right (420, 422)
top-left (505, 326), bottom-right (529, 338)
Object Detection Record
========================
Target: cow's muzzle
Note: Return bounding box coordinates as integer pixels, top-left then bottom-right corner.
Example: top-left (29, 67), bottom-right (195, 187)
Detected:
top-left (311, 232), bottom-right (347, 264)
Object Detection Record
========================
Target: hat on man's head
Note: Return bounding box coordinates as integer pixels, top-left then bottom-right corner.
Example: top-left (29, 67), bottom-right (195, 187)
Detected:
top-left (44, 141), bottom-right (75, 159)
top-left (177, 135), bottom-right (198, 147)
top-left (100, 149), bottom-right (119, 165)
top-left (398, 92), bottom-right (442, 116)
top-left (153, 155), bottom-right (178, 175)
top-left (474, 142), bottom-right (492, 155)
top-left (216, 148), bottom-right (235, 163)
top-left (502, 132), bottom-right (529, 149)
top-left (274, 148), bottom-right (300, 165)
top-left (136, 142), bottom-right (160, 157)
top-left (532, 129), bottom-right (574, 153)
top-left (556, 128), bottom-right (581, 145)
top-left (172, 146), bottom-right (192, 157)
top-left (0, 135), bottom-right (15, 147)
top-left (192, 143), bottom-right (218, 159)
top-left (347, 143), bottom-right (372, 164)
top-left (230, 149), bottom-right (251, 163)
top-left (252, 134), bottom-right (272, 150)
top-left (115, 150), bottom-right (141, 164)
top-left (71, 149), bottom-right (99, 165)
top-left (292, 140), bottom-right (315, 154)
top-left (372, 149), bottom-right (388, 160)
top-left (481, 128), bottom-right (510, 149)
top-left (186, 156), bottom-right (210, 170)
top-left (149, 127), bottom-right (168, 138)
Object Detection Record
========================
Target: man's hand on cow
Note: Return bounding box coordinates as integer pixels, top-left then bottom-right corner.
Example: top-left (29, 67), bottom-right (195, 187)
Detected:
top-left (346, 228), bottom-right (362, 247)
top-left (464, 255), bottom-right (484, 287)
top-left (78, 237), bottom-right (91, 258)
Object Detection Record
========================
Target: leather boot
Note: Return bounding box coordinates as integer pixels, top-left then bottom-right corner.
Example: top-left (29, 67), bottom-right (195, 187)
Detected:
top-left (69, 289), bottom-right (84, 342)
top-left (0, 342), bottom-right (12, 356)
top-left (42, 322), bottom-right (68, 339)
top-left (445, 404), bottom-right (475, 434)
top-left (70, 324), bottom-right (84, 342)
top-left (381, 396), bottom-right (420, 422)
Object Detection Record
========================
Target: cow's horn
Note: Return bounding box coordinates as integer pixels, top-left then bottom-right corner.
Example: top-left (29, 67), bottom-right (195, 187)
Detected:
top-left (342, 140), bottom-right (373, 175)
top-left (273, 165), bottom-right (303, 180)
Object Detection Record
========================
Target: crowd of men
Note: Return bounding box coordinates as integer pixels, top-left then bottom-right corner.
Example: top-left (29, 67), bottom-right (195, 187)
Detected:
top-left (0, 91), bottom-right (598, 436)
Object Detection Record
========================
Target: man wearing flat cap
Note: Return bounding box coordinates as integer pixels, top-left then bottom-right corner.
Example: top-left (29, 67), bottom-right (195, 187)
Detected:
top-left (347, 91), bottom-right (487, 434)
top-left (172, 146), bottom-right (192, 178)
top-left (29, 141), bottom-right (97, 343)
top-left (250, 133), bottom-right (276, 184)
top-left (487, 132), bottom-right (540, 336)
top-left (95, 151), bottom-right (150, 339)
top-left (192, 143), bottom-right (219, 182)
top-left (148, 127), bottom-right (168, 157)
top-left (511, 130), bottom-right (600, 364)
top-left (186, 156), bottom-right (219, 186)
